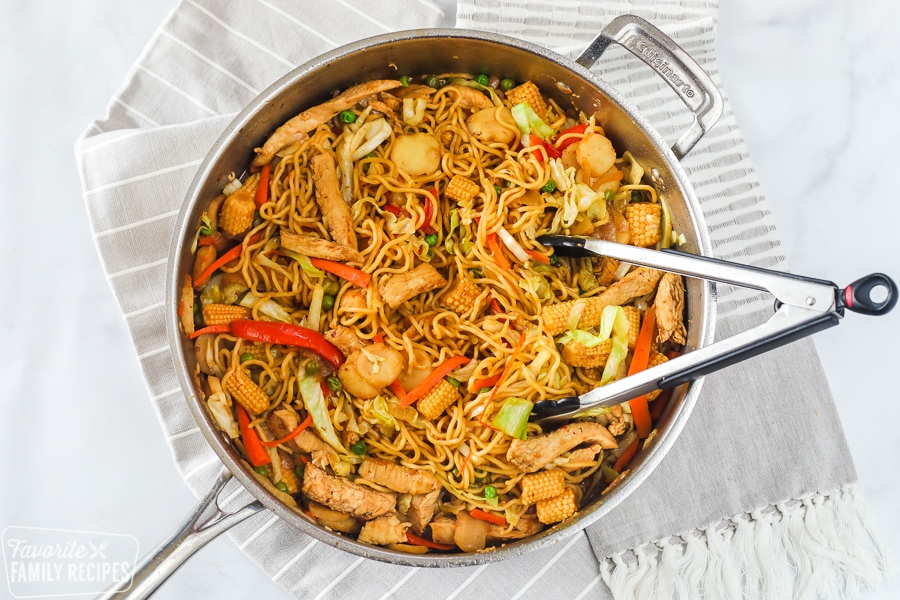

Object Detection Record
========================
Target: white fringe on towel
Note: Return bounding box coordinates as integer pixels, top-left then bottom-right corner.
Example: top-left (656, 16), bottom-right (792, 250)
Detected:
top-left (600, 486), bottom-right (894, 600)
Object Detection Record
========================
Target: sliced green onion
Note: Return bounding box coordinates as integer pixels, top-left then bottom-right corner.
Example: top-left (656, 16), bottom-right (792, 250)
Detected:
top-left (198, 212), bottom-right (214, 236)
top-left (494, 185), bottom-right (502, 196)
top-left (400, 75), bottom-right (410, 87)
top-left (492, 397), bottom-right (534, 440)
top-left (327, 376), bottom-right (342, 392)
top-left (425, 75), bottom-right (440, 88)
top-left (604, 189), bottom-right (615, 201)
top-left (445, 376), bottom-right (460, 388)
top-left (240, 353), bottom-right (254, 363)
top-left (476, 74), bottom-right (489, 86)
top-left (340, 110), bottom-right (356, 123)
top-left (350, 440), bottom-right (367, 455)
top-left (541, 180), bottom-right (556, 193)
top-left (365, 151), bottom-right (378, 158)
top-left (451, 466), bottom-right (460, 477)
top-left (500, 78), bottom-right (515, 92)
top-left (549, 255), bottom-right (560, 267)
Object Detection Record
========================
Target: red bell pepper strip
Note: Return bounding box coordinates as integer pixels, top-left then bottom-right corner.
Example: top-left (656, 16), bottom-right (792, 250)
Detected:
top-left (490, 298), bottom-right (503, 315)
top-left (554, 123), bottom-right (589, 151)
top-left (472, 374), bottom-right (502, 391)
top-left (469, 509), bottom-right (507, 527)
top-left (627, 307), bottom-right (656, 438)
top-left (188, 324), bottom-right (232, 340)
top-left (406, 532), bottom-right (454, 551)
top-left (194, 233), bottom-right (262, 288)
top-left (236, 405), bottom-right (271, 467)
top-left (524, 248), bottom-right (551, 265)
top-left (486, 233), bottom-right (511, 270)
top-left (230, 320), bottom-right (345, 369)
top-left (255, 164), bottom-right (271, 208)
top-left (524, 134), bottom-right (561, 162)
top-left (308, 258), bottom-right (371, 289)
top-left (401, 355), bottom-right (471, 407)
top-left (259, 414), bottom-right (313, 448)
top-left (383, 204), bottom-right (405, 217)
top-left (613, 437), bottom-right (641, 473)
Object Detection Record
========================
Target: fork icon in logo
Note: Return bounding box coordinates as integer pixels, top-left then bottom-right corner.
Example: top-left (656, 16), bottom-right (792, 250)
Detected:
top-left (89, 540), bottom-right (109, 559)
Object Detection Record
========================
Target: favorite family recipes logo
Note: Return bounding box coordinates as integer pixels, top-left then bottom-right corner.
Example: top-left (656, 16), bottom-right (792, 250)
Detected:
top-left (1, 527), bottom-right (138, 598)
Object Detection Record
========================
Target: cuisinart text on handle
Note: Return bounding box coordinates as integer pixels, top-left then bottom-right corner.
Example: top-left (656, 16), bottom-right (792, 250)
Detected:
top-left (629, 39), bottom-right (696, 98)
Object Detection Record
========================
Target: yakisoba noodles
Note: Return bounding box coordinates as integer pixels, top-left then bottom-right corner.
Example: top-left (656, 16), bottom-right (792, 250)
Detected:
top-left (181, 74), bottom-right (686, 552)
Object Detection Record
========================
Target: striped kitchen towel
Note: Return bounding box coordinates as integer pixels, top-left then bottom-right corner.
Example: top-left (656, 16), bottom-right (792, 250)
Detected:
top-left (75, 0), bottom-right (893, 598)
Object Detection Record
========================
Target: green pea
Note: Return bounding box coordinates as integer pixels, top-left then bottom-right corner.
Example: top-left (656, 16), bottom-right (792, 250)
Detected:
top-left (253, 465), bottom-right (270, 478)
top-left (425, 233), bottom-right (438, 247)
top-left (604, 189), bottom-right (616, 201)
top-left (425, 75), bottom-right (440, 88)
top-left (322, 295), bottom-right (335, 310)
top-left (304, 360), bottom-right (319, 377)
top-left (327, 376), bottom-right (342, 392)
top-left (549, 254), bottom-right (560, 267)
top-left (476, 74), bottom-right (489, 86)
top-left (350, 440), bottom-right (367, 456)
top-left (322, 279), bottom-right (340, 296)
top-left (340, 110), bottom-right (357, 124)
top-left (400, 75), bottom-right (410, 87)
top-left (484, 485), bottom-right (498, 499)
top-left (500, 78), bottom-right (516, 92)
top-left (540, 180), bottom-right (556, 193)
top-left (294, 464), bottom-right (305, 480)
top-left (239, 353), bottom-right (254, 363)
top-left (275, 481), bottom-right (289, 493)
top-left (445, 376), bottom-right (460, 388)
top-left (494, 185), bottom-right (502, 196)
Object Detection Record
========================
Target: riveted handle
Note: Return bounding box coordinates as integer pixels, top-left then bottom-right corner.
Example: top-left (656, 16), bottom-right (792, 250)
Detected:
top-left (837, 273), bottom-right (898, 316)
top-left (575, 15), bottom-right (724, 159)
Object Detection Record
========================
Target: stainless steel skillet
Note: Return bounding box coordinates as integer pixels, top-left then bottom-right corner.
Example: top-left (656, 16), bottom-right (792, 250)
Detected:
top-left (101, 15), bottom-right (726, 599)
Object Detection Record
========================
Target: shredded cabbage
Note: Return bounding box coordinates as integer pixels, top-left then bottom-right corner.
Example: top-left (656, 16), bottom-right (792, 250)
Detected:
top-left (282, 249), bottom-right (325, 278)
top-left (299, 376), bottom-right (346, 453)
top-left (350, 119), bottom-right (392, 161)
top-left (370, 396), bottom-right (398, 435)
top-left (402, 98), bottom-right (427, 125)
top-left (492, 397), bottom-right (534, 440)
top-left (222, 172), bottom-right (241, 196)
top-left (567, 299), bottom-right (587, 331)
top-left (621, 151), bottom-right (645, 185)
top-left (579, 257), bottom-right (600, 293)
top-left (239, 293), bottom-right (292, 323)
top-left (497, 226), bottom-right (530, 263)
top-left (449, 208), bottom-right (460, 233)
top-left (207, 392), bottom-right (239, 438)
top-left (511, 103), bottom-right (555, 139)
top-left (599, 306), bottom-right (630, 385)
top-left (307, 284), bottom-right (324, 332)
top-left (256, 253), bottom-right (296, 284)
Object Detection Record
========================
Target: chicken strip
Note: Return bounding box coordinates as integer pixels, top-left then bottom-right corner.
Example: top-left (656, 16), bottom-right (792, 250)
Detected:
top-left (560, 444), bottom-right (602, 473)
top-left (406, 489), bottom-right (441, 534)
top-left (358, 458), bottom-right (440, 495)
top-left (429, 514), bottom-right (456, 546)
top-left (253, 79), bottom-right (402, 166)
top-left (595, 257), bottom-right (620, 287)
top-left (442, 85), bottom-right (494, 110)
top-left (357, 515), bottom-right (411, 546)
top-left (280, 231), bottom-right (363, 264)
top-left (309, 152), bottom-right (357, 251)
top-left (543, 267), bottom-right (662, 336)
top-left (307, 501), bottom-right (361, 535)
top-left (267, 410), bottom-right (338, 469)
top-left (655, 272), bottom-right (687, 345)
top-left (507, 422), bottom-right (618, 473)
top-left (378, 263), bottom-right (447, 308)
top-left (324, 325), bottom-right (368, 357)
top-left (393, 84), bottom-right (436, 100)
top-left (302, 463), bottom-right (396, 520)
top-left (487, 515), bottom-right (544, 541)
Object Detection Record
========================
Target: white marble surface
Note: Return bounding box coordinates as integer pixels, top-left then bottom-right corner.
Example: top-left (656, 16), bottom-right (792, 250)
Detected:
top-left (1, 1), bottom-right (898, 599)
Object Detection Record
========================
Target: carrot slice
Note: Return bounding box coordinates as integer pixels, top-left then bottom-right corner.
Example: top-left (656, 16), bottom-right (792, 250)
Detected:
top-left (308, 258), bottom-right (370, 288)
top-left (401, 355), bottom-right (471, 407)
top-left (613, 437), bottom-right (640, 473)
top-left (259, 414), bottom-right (312, 448)
top-left (524, 249), bottom-right (551, 265)
top-left (236, 405), bottom-right (270, 467)
top-left (486, 233), bottom-right (511, 270)
top-left (627, 307), bottom-right (656, 438)
top-left (255, 163), bottom-right (271, 208)
top-left (406, 532), bottom-right (454, 551)
top-left (469, 509), bottom-right (506, 527)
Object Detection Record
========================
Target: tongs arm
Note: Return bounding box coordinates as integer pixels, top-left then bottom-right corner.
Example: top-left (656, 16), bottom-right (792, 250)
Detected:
top-left (532, 304), bottom-right (839, 425)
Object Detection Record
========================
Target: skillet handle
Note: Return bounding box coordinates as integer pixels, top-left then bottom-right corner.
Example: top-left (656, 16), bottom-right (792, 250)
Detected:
top-left (96, 467), bottom-right (265, 600)
top-left (575, 14), bottom-right (724, 159)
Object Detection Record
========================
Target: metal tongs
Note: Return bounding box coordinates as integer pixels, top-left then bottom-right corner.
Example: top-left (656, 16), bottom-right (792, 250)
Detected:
top-left (530, 235), bottom-right (897, 425)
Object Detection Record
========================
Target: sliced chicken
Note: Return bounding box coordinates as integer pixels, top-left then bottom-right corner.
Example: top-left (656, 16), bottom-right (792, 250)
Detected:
top-left (307, 501), bottom-right (361, 535)
top-left (487, 515), bottom-right (544, 541)
top-left (595, 257), bottom-right (620, 287)
top-left (442, 85), bottom-right (493, 110)
top-left (507, 422), bottom-right (618, 473)
top-left (358, 458), bottom-right (441, 495)
top-left (302, 463), bottom-right (396, 520)
top-left (280, 231), bottom-right (363, 264)
top-left (599, 267), bottom-right (662, 307)
top-left (393, 84), bottom-right (436, 100)
top-left (406, 489), bottom-right (441, 534)
top-left (338, 289), bottom-right (368, 314)
top-left (357, 515), bottom-right (410, 546)
top-left (655, 272), bottom-right (686, 345)
top-left (429, 514), bottom-right (456, 546)
top-left (309, 152), bottom-right (357, 250)
top-left (267, 409), bottom-right (338, 469)
top-left (560, 444), bottom-right (602, 473)
top-left (378, 263), bottom-right (447, 308)
top-left (253, 79), bottom-right (402, 166)
top-left (366, 99), bottom-right (397, 120)
top-left (337, 342), bottom-right (404, 399)
top-left (324, 325), bottom-right (368, 357)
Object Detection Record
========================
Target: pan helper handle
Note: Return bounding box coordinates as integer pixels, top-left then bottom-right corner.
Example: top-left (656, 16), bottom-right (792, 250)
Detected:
top-left (576, 15), bottom-right (724, 159)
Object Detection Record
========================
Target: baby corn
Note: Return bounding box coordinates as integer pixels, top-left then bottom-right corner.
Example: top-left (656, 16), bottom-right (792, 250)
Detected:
top-left (439, 276), bottom-right (481, 314)
top-left (561, 339), bottom-right (613, 368)
top-left (202, 304), bottom-right (251, 326)
top-left (624, 202), bottom-right (662, 248)
top-left (444, 175), bottom-right (480, 203)
top-left (536, 488), bottom-right (577, 524)
top-left (417, 379), bottom-right (460, 421)
top-left (520, 470), bottom-right (566, 505)
top-left (225, 369), bottom-right (269, 415)
top-left (506, 81), bottom-right (548, 118)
